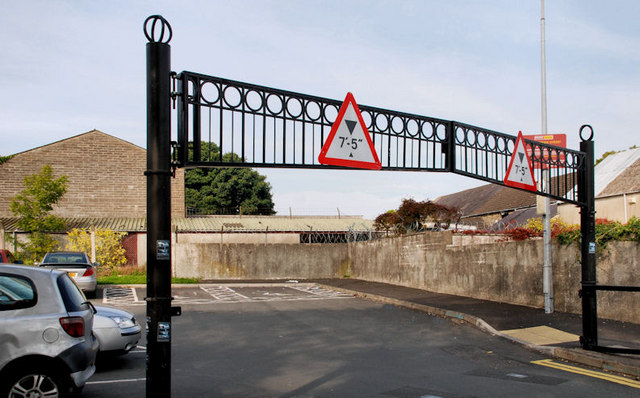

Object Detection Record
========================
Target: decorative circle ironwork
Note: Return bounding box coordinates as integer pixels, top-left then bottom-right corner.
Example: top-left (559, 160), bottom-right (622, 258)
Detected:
top-left (361, 110), bottom-right (373, 130)
top-left (421, 122), bottom-right (435, 140)
top-left (486, 135), bottom-right (496, 150)
top-left (477, 132), bottom-right (486, 148)
top-left (245, 90), bottom-right (263, 112)
top-left (286, 97), bottom-right (303, 118)
top-left (266, 94), bottom-right (283, 115)
top-left (304, 101), bottom-right (321, 121)
top-left (406, 119), bottom-right (420, 137)
top-left (506, 138), bottom-right (515, 154)
top-left (497, 136), bottom-right (507, 152)
top-left (375, 113), bottom-right (389, 131)
top-left (200, 82), bottom-right (220, 104)
top-left (323, 104), bottom-right (339, 123)
top-left (580, 124), bottom-right (594, 141)
top-left (454, 127), bottom-right (466, 144)
top-left (434, 123), bottom-right (447, 141)
top-left (144, 15), bottom-right (172, 44)
top-left (390, 116), bottom-right (405, 135)
top-left (467, 130), bottom-right (476, 146)
top-left (223, 85), bottom-right (242, 108)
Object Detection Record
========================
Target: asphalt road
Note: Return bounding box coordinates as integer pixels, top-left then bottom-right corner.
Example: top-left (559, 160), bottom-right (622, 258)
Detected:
top-left (84, 285), bottom-right (639, 397)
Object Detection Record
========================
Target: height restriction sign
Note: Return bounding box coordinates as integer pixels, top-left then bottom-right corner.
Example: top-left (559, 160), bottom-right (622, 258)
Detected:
top-left (504, 131), bottom-right (537, 191)
top-left (318, 92), bottom-right (382, 170)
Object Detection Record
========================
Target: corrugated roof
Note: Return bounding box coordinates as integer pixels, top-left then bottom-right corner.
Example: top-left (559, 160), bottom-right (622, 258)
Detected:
top-left (1, 216), bottom-right (373, 233)
top-left (596, 148), bottom-right (640, 196)
top-left (175, 216), bottom-right (374, 232)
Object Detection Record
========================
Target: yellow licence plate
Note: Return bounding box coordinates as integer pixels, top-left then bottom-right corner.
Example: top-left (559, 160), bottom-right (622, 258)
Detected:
top-left (68, 272), bottom-right (77, 277)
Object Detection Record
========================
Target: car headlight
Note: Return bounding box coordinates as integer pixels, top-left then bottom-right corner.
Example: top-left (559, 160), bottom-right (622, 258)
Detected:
top-left (111, 316), bottom-right (136, 329)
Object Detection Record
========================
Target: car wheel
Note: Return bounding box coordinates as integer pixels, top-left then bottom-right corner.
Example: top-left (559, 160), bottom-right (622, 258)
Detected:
top-left (3, 366), bottom-right (72, 398)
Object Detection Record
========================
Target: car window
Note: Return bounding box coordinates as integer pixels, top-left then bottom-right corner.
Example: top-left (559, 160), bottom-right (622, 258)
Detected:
top-left (0, 274), bottom-right (37, 310)
top-left (45, 253), bottom-right (87, 264)
top-left (6, 252), bottom-right (16, 263)
top-left (57, 273), bottom-right (89, 312)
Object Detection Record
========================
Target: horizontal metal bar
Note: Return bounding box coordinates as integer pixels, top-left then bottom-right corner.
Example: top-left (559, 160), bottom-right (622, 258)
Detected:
top-left (586, 285), bottom-right (640, 292)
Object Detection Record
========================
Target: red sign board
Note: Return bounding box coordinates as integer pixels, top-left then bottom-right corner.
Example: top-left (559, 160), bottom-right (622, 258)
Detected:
top-left (523, 134), bottom-right (566, 169)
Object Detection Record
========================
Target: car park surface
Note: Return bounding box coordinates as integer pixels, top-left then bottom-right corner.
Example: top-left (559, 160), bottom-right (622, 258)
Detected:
top-left (83, 285), bottom-right (639, 397)
top-left (0, 264), bottom-right (99, 397)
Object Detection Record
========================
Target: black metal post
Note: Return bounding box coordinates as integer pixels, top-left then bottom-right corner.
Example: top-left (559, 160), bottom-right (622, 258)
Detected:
top-left (144, 15), bottom-right (173, 397)
top-left (578, 125), bottom-right (597, 349)
top-left (445, 120), bottom-right (456, 172)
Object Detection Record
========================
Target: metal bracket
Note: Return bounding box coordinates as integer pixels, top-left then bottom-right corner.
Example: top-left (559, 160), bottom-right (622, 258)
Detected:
top-left (170, 71), bottom-right (179, 109)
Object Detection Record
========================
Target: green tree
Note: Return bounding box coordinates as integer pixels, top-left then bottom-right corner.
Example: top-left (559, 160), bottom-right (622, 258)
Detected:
top-left (10, 165), bottom-right (68, 263)
top-left (185, 142), bottom-right (275, 215)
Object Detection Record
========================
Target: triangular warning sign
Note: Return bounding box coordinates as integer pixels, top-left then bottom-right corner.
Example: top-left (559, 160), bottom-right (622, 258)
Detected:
top-left (318, 92), bottom-right (382, 170)
top-left (504, 131), bottom-right (537, 191)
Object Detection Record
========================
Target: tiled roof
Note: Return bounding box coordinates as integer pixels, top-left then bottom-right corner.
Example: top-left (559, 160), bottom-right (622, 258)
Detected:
top-left (435, 184), bottom-right (536, 217)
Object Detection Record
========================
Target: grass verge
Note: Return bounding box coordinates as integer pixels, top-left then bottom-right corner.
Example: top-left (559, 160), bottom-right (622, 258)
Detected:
top-left (97, 266), bottom-right (200, 285)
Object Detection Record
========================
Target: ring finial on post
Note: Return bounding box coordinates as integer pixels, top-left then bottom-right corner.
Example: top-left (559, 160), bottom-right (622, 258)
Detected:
top-left (144, 15), bottom-right (172, 44)
top-left (580, 124), bottom-right (594, 142)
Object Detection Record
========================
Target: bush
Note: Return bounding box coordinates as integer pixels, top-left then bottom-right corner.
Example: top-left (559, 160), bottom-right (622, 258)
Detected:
top-left (553, 217), bottom-right (640, 247)
top-left (66, 228), bottom-right (128, 271)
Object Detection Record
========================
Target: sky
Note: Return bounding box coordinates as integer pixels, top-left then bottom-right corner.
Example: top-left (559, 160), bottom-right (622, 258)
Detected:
top-left (2, 0), bottom-right (639, 219)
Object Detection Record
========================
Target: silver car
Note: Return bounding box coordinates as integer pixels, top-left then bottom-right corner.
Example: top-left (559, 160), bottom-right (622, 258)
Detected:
top-left (94, 305), bottom-right (141, 355)
top-left (39, 252), bottom-right (98, 297)
top-left (0, 264), bottom-right (99, 397)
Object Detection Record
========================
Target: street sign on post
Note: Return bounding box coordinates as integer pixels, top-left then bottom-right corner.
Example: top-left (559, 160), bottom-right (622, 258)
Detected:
top-left (318, 92), bottom-right (381, 170)
top-left (504, 131), bottom-right (537, 191)
top-left (524, 134), bottom-right (567, 169)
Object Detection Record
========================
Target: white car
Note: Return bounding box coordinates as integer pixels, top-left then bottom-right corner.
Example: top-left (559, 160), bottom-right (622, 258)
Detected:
top-left (93, 306), bottom-right (141, 355)
top-left (0, 264), bottom-right (99, 397)
top-left (39, 252), bottom-right (98, 297)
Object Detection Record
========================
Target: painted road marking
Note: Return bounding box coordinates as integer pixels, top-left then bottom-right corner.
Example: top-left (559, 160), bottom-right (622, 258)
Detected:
top-left (532, 359), bottom-right (640, 389)
top-left (103, 285), bottom-right (353, 305)
top-left (103, 287), bottom-right (141, 305)
top-left (86, 378), bottom-right (146, 385)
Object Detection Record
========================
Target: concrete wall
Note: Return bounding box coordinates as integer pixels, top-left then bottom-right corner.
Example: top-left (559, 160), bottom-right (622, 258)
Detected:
top-left (172, 232), bottom-right (640, 324)
top-left (176, 232), bottom-right (300, 245)
top-left (348, 233), bottom-right (640, 324)
top-left (174, 242), bottom-right (350, 280)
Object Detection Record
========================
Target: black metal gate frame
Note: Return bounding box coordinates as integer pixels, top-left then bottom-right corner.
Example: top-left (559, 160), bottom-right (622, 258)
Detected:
top-left (145, 15), bottom-right (639, 398)
top-left (173, 70), bottom-right (640, 355)
top-left (174, 71), bottom-right (585, 206)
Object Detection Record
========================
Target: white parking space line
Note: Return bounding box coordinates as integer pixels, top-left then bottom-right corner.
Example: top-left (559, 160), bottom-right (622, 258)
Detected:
top-left (290, 285), bottom-right (354, 298)
top-left (102, 287), bottom-right (142, 305)
top-left (102, 284), bottom-right (353, 305)
top-left (86, 378), bottom-right (146, 385)
top-left (200, 286), bottom-right (252, 302)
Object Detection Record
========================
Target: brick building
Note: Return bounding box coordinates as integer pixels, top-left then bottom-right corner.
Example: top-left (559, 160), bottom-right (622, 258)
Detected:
top-left (0, 129), bottom-right (185, 219)
top-left (0, 130), bottom-right (376, 266)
